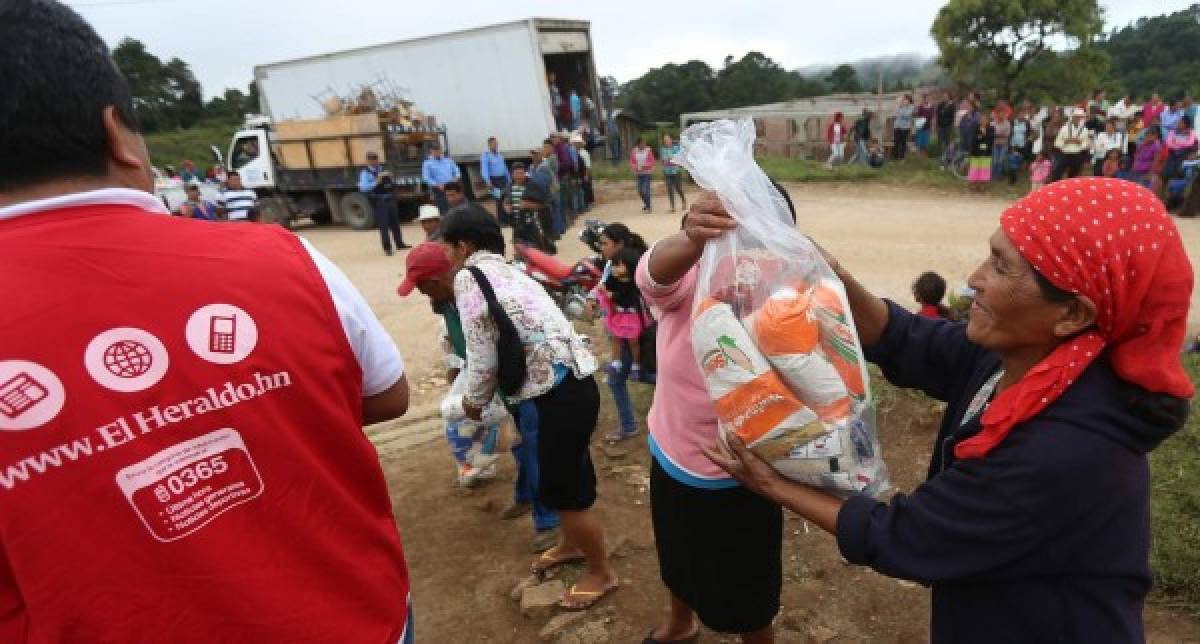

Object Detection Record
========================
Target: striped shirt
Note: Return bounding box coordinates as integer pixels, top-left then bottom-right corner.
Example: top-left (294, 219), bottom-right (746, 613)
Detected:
top-left (507, 183), bottom-right (526, 213)
top-left (218, 189), bottom-right (257, 221)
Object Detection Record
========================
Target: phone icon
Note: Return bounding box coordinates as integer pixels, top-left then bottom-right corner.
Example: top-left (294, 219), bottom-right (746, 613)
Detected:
top-left (209, 315), bottom-right (237, 354)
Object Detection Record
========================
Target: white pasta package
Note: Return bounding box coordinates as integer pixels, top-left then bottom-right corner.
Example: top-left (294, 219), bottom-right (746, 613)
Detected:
top-left (692, 296), bottom-right (818, 445)
top-left (678, 118), bottom-right (889, 498)
top-left (440, 371), bottom-right (509, 428)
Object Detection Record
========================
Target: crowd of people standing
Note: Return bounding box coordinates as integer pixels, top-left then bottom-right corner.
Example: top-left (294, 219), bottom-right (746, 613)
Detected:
top-left (822, 88), bottom-right (1200, 215)
top-left (931, 90), bottom-right (1196, 212)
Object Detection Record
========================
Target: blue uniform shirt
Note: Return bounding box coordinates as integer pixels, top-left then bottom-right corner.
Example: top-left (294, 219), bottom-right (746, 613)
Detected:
top-left (480, 150), bottom-right (510, 182)
top-left (421, 156), bottom-right (461, 187)
top-left (358, 165), bottom-right (383, 193)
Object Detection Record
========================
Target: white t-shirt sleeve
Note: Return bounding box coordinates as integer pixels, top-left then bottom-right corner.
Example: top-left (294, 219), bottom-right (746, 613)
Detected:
top-left (298, 237), bottom-right (405, 397)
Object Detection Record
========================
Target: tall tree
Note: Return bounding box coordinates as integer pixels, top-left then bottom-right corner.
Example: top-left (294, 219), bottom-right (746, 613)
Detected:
top-left (618, 60), bottom-right (715, 123)
top-left (163, 57), bottom-right (205, 127)
top-left (113, 38), bottom-right (173, 131)
top-left (931, 0), bottom-right (1107, 99)
top-left (825, 64), bottom-right (862, 93)
top-left (713, 52), bottom-right (805, 108)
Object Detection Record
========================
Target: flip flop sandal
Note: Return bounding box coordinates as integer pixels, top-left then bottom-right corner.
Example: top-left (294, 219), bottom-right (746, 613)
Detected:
top-left (641, 627), bottom-right (700, 644)
top-left (530, 550), bottom-right (585, 576)
top-left (558, 580), bottom-right (619, 610)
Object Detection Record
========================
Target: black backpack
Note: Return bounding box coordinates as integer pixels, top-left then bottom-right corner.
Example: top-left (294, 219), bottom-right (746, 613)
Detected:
top-left (467, 266), bottom-right (527, 397)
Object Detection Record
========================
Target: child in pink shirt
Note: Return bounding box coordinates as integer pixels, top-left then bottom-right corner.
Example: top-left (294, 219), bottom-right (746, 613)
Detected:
top-left (1029, 151), bottom-right (1052, 192)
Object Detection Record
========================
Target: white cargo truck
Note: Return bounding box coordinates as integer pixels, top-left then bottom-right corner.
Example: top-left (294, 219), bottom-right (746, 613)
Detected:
top-left (228, 18), bottom-right (604, 228)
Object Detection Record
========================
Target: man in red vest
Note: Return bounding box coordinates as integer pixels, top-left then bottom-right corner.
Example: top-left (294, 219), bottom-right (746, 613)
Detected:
top-left (0, 2), bottom-right (414, 641)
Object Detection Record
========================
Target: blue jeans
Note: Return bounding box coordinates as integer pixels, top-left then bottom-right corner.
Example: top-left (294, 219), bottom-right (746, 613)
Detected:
top-left (853, 139), bottom-right (869, 165)
top-left (636, 173), bottom-right (652, 209)
top-left (551, 194), bottom-right (566, 236)
top-left (512, 401), bottom-right (560, 532)
top-left (606, 340), bottom-right (655, 434)
top-left (991, 144), bottom-right (1009, 178)
top-left (571, 177), bottom-right (586, 213)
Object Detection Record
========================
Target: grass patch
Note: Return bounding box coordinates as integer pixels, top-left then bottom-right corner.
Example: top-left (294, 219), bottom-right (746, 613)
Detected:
top-left (143, 118), bottom-right (240, 171)
top-left (591, 154), bottom-right (1030, 199)
top-left (1150, 353), bottom-right (1200, 615)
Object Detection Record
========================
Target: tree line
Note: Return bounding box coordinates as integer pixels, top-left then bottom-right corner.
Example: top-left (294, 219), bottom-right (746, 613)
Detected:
top-left (112, 38), bottom-right (256, 133)
top-left (616, 1), bottom-right (1200, 124)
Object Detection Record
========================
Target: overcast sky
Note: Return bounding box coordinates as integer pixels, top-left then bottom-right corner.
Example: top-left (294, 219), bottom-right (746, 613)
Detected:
top-left (72, 0), bottom-right (1190, 99)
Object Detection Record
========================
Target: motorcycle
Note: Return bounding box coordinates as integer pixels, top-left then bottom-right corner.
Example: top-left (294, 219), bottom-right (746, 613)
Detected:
top-left (513, 219), bottom-right (607, 320)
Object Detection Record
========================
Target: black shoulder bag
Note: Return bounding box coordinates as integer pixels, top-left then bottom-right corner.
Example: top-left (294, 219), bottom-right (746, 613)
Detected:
top-left (466, 265), bottom-right (527, 397)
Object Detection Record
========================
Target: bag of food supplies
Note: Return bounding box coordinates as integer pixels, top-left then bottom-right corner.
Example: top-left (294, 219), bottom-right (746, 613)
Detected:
top-left (440, 371), bottom-right (510, 428)
top-left (677, 118), bottom-right (889, 497)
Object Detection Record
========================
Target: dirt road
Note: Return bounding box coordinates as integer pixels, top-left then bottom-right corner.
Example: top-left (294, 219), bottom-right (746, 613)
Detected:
top-left (299, 182), bottom-right (1200, 642)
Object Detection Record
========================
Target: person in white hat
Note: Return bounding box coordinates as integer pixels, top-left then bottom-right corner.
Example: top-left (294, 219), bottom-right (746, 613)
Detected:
top-left (417, 203), bottom-right (442, 241)
top-left (570, 133), bottom-right (593, 211)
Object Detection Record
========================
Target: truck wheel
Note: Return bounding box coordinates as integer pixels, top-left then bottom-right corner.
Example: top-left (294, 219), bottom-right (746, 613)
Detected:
top-left (257, 196), bottom-right (292, 229)
top-left (339, 192), bottom-right (375, 230)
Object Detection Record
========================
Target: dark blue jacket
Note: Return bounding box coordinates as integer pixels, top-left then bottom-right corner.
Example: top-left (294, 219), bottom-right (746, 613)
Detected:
top-left (836, 301), bottom-right (1179, 643)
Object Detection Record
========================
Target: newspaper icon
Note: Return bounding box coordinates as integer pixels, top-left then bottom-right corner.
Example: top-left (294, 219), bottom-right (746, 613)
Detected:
top-left (0, 372), bottom-right (49, 419)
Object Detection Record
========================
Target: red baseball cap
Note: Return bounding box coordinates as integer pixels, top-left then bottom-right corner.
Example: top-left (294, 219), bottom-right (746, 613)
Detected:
top-left (396, 242), bottom-right (452, 296)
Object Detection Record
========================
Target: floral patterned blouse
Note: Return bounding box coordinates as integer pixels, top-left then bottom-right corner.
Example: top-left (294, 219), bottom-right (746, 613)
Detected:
top-left (454, 251), bottom-right (596, 406)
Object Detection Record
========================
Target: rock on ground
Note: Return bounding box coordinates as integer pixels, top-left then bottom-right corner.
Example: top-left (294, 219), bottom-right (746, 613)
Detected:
top-left (520, 580), bottom-right (566, 619)
top-left (539, 611), bottom-right (588, 641)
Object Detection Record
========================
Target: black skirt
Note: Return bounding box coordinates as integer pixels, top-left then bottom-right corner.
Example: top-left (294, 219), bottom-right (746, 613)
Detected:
top-left (531, 374), bottom-right (600, 511)
top-left (650, 458), bottom-right (783, 634)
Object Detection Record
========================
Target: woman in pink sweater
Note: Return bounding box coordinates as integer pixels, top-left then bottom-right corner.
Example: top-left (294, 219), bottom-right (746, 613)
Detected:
top-left (630, 137), bottom-right (657, 212)
top-left (636, 185), bottom-right (798, 644)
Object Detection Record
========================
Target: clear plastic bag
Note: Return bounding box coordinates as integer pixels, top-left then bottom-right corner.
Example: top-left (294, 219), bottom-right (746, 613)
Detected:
top-left (678, 119), bottom-right (889, 498)
top-left (440, 371), bottom-right (509, 428)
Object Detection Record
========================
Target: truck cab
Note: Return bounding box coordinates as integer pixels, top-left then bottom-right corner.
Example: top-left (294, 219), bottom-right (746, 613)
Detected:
top-left (226, 117), bottom-right (448, 229)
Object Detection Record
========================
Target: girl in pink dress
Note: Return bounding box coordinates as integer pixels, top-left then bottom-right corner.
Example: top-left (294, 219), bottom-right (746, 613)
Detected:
top-left (594, 247), bottom-right (651, 381)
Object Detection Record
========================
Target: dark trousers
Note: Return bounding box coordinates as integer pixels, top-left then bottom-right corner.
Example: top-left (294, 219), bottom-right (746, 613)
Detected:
top-left (664, 173), bottom-right (686, 210)
top-left (1051, 151), bottom-right (1088, 182)
top-left (893, 128), bottom-right (910, 159)
top-left (374, 198), bottom-right (404, 253)
top-left (937, 125), bottom-right (953, 154)
top-left (489, 175), bottom-right (509, 222)
top-left (430, 188), bottom-right (450, 214)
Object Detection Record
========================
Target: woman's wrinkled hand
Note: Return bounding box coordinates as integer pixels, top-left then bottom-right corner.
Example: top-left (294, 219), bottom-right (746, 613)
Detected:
top-left (683, 191), bottom-right (737, 247)
top-left (702, 433), bottom-right (784, 501)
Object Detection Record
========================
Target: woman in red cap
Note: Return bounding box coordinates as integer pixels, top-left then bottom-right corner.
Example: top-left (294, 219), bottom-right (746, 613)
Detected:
top-left (698, 177), bottom-right (1193, 643)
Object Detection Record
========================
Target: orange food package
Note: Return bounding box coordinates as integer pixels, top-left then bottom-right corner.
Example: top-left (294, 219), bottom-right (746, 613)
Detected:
top-left (692, 297), bottom-right (816, 445)
top-left (746, 286), bottom-right (853, 422)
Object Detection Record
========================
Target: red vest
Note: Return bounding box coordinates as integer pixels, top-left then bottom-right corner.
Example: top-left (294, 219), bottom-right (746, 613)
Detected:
top-left (0, 204), bottom-right (409, 642)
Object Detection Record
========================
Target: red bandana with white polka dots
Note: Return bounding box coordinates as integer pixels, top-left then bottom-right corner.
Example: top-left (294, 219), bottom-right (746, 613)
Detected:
top-left (955, 177), bottom-right (1195, 460)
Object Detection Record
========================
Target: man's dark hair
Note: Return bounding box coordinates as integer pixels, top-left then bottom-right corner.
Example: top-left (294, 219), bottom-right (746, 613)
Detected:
top-left (487, 136), bottom-right (496, 143)
top-left (226, 170), bottom-right (241, 178)
top-left (441, 205), bottom-right (505, 255)
top-left (0, 0), bottom-right (140, 191)
top-left (913, 271), bottom-right (947, 306)
top-left (444, 181), bottom-right (463, 193)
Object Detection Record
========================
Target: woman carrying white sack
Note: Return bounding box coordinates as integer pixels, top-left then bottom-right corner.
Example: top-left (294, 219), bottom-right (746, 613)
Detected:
top-left (637, 186), bottom-right (805, 644)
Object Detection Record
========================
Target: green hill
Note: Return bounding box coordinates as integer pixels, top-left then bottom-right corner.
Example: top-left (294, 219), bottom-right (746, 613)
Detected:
top-left (143, 118), bottom-right (240, 172)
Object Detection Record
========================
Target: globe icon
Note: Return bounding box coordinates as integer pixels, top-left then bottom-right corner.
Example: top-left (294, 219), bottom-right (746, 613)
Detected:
top-left (103, 340), bottom-right (154, 378)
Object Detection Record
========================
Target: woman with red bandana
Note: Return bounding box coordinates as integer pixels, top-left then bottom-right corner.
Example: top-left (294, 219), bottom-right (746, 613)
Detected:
top-left (698, 177), bottom-right (1194, 643)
